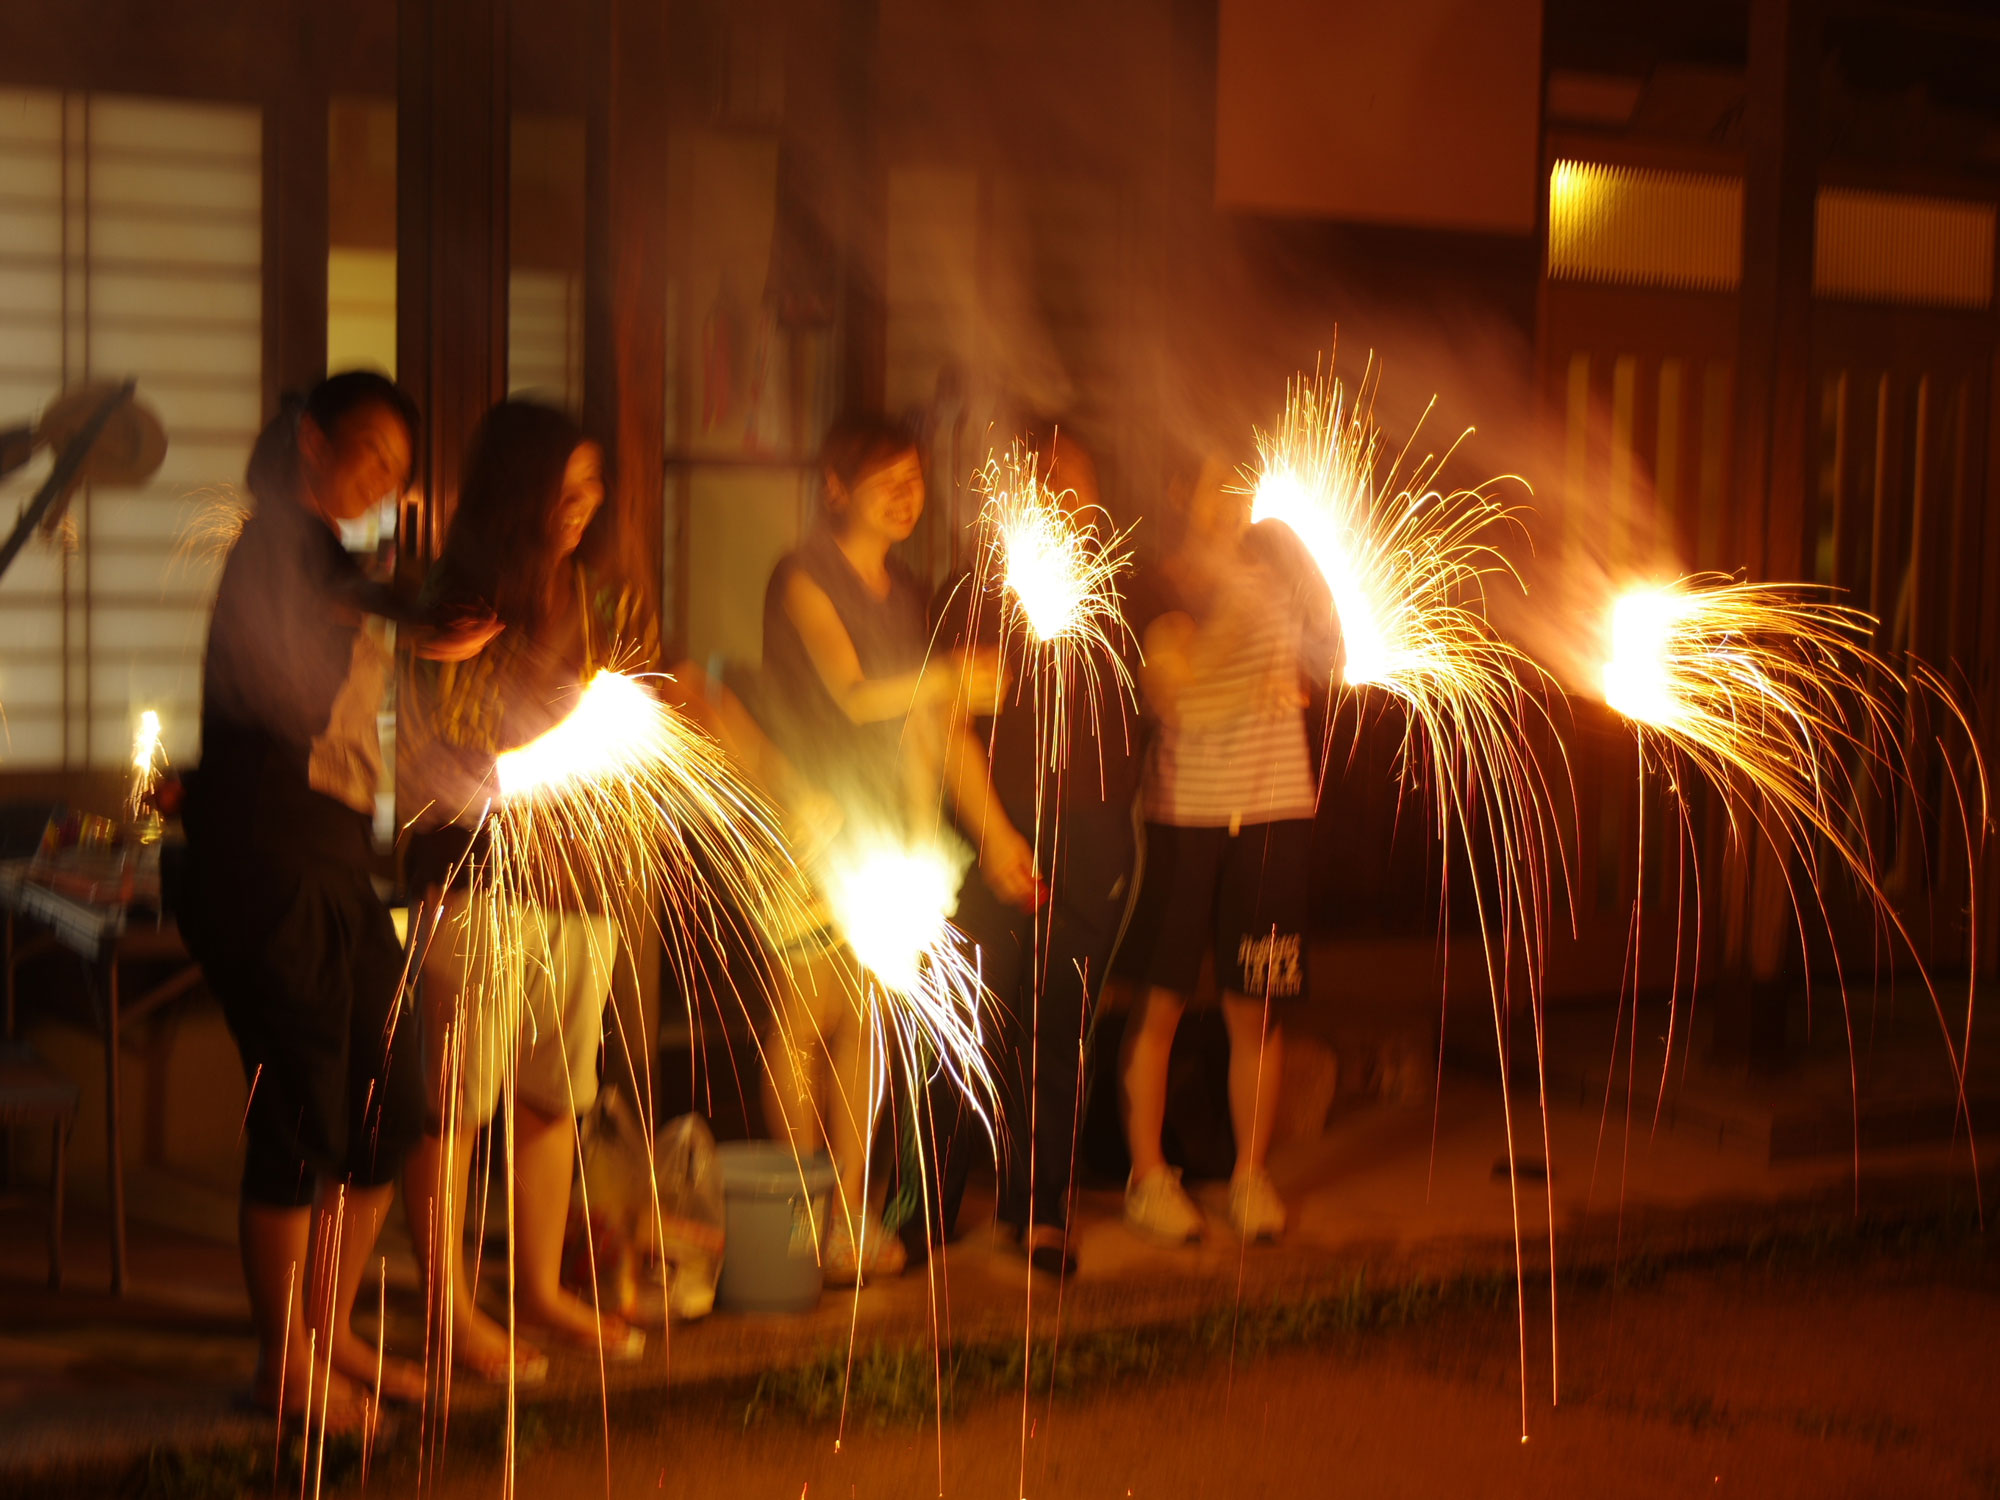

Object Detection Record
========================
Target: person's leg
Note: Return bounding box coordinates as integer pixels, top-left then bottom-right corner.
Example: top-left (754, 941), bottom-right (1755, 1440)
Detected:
top-left (1214, 819), bottom-right (1310, 1238)
top-left (1113, 823), bottom-right (1213, 1186)
top-left (241, 1196), bottom-right (367, 1420)
top-left (1119, 985), bottom-right (1185, 1182)
top-left (206, 862), bottom-right (369, 1423)
top-left (407, 889), bottom-right (549, 1381)
top-left (763, 948), bottom-right (839, 1158)
top-left (511, 909), bottom-right (636, 1349)
top-left (1220, 994), bottom-right (1283, 1177)
top-left (512, 1099), bottom-right (635, 1344)
top-left (1026, 907), bottom-right (1106, 1236)
top-left (311, 1178), bottom-right (426, 1401)
top-left (824, 965), bottom-right (881, 1232)
top-left (315, 875), bottom-right (434, 1402)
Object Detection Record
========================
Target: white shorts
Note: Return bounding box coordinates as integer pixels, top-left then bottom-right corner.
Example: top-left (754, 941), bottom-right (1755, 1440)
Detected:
top-left (419, 891), bottom-right (616, 1126)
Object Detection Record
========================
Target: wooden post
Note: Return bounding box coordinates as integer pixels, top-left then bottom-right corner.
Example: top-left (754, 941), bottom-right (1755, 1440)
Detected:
top-left (583, 0), bottom-right (671, 637)
top-left (582, 0), bottom-right (672, 1117)
top-left (1735, 0), bottom-right (1819, 581)
top-left (1721, 0), bottom-right (1820, 1067)
top-left (263, 9), bottom-right (328, 405)
top-left (397, 0), bottom-right (509, 562)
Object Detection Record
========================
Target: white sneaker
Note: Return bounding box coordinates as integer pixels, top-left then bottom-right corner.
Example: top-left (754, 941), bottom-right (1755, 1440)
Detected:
top-left (1228, 1168), bottom-right (1286, 1242)
top-left (1125, 1166), bottom-right (1203, 1245)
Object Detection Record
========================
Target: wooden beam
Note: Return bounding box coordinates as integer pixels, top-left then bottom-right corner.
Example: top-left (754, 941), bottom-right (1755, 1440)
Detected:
top-left (582, 0), bottom-right (671, 647)
top-left (396, 0), bottom-right (509, 563)
top-left (1734, 0), bottom-right (1820, 580)
top-left (263, 9), bottom-right (328, 405)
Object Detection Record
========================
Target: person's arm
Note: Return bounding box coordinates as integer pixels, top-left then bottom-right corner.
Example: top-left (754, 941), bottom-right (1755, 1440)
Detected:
top-left (1137, 610), bottom-right (1197, 723)
top-left (782, 568), bottom-right (998, 724)
top-left (941, 721), bottom-right (1040, 910)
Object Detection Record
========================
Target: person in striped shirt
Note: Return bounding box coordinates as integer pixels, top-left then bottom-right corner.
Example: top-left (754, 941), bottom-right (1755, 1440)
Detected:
top-left (1115, 450), bottom-right (1332, 1246)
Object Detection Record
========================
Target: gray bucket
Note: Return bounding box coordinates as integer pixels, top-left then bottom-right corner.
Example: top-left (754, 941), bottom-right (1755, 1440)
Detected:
top-left (714, 1143), bottom-right (837, 1315)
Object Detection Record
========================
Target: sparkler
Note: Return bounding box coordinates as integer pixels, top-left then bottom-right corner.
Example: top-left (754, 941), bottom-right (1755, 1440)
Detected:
top-left (820, 840), bottom-right (995, 1130)
top-left (126, 708), bottom-right (164, 825)
top-left (414, 657), bottom-right (826, 1481)
top-left (1252, 363), bottom-right (1571, 1433)
top-left (962, 440), bottom-right (1136, 1495)
top-left (970, 442), bottom-right (1137, 767)
top-left (1594, 574), bottom-right (1988, 1176)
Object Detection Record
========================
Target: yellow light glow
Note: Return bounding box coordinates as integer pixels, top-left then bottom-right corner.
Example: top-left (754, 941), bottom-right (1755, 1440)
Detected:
top-left (823, 844), bottom-right (958, 997)
top-left (1601, 586), bottom-right (1691, 727)
top-left (495, 670), bottom-right (662, 799)
top-left (1248, 462), bottom-right (1391, 686)
top-left (971, 443), bottom-right (1137, 768)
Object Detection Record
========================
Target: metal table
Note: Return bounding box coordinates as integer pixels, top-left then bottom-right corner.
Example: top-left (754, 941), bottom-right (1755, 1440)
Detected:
top-left (0, 858), bottom-right (202, 1294)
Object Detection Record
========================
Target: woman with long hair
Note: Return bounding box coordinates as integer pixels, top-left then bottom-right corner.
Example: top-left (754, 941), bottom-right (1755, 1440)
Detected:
top-left (400, 399), bottom-right (653, 1380)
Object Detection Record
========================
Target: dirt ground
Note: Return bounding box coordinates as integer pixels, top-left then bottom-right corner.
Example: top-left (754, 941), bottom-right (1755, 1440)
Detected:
top-left (351, 1242), bottom-right (2000, 1500)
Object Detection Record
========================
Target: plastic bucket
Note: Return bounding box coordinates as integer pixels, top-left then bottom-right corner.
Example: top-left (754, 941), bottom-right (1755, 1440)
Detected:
top-left (714, 1143), bottom-right (837, 1315)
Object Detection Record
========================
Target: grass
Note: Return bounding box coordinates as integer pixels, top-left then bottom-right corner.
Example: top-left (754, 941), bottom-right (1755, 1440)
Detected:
top-left (40, 1197), bottom-right (1994, 1498)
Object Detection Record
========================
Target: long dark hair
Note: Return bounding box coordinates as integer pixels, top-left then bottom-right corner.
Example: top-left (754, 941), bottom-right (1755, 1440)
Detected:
top-left (246, 370), bottom-right (417, 507)
top-left (436, 399), bottom-right (594, 632)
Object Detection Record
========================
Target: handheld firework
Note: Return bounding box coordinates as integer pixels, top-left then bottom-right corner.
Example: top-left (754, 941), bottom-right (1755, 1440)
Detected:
top-left (1251, 362), bottom-right (1573, 1431)
top-left (1595, 573), bottom-right (1988, 1174)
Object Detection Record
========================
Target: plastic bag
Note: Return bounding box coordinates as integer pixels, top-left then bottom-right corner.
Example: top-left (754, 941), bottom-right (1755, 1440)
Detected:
top-left (652, 1113), bottom-right (725, 1320)
top-left (570, 1097), bottom-right (724, 1322)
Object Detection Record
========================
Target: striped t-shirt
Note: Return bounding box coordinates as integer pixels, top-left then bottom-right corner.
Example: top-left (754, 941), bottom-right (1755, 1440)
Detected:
top-left (1137, 528), bottom-right (1323, 829)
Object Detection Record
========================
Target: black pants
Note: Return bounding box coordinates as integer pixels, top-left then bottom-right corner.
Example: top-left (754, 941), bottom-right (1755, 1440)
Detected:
top-left (179, 847), bottom-right (424, 1208)
top-left (892, 870), bottom-right (1123, 1254)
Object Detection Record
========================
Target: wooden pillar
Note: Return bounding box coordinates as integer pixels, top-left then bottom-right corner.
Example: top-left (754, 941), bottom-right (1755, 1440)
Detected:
top-left (263, 5), bottom-right (329, 405)
top-left (1720, 0), bottom-right (1819, 1067)
top-left (583, 0), bottom-right (672, 1117)
top-left (836, 0), bottom-right (886, 414)
top-left (583, 0), bottom-right (671, 640)
top-left (397, 0), bottom-right (509, 560)
top-left (1734, 0), bottom-right (1819, 579)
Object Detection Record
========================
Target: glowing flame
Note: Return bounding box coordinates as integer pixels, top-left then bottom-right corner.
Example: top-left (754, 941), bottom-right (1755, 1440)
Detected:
top-left (132, 709), bottom-right (162, 778)
top-left (1594, 571), bottom-right (1989, 1200)
top-left (1254, 363), bottom-right (1570, 1434)
top-left (970, 443), bottom-right (1137, 768)
top-left (819, 838), bottom-right (997, 1132)
top-left (127, 708), bottom-right (165, 821)
top-left (1601, 586), bottom-right (1692, 728)
top-left (1249, 461), bottom-right (1392, 686)
top-left (823, 845), bottom-right (957, 996)
top-left (495, 670), bottom-right (664, 799)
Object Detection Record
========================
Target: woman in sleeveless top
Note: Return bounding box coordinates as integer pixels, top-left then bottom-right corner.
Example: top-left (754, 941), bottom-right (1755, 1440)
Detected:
top-left (757, 413), bottom-right (1000, 1284)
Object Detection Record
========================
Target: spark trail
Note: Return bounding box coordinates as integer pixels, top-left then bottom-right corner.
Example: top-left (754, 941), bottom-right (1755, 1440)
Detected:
top-left (1252, 363), bottom-right (1573, 1435)
top-left (1595, 574), bottom-right (1989, 1197)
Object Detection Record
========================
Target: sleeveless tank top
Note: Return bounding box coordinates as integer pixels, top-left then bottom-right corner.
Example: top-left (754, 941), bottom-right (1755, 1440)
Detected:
top-left (761, 524), bottom-right (930, 836)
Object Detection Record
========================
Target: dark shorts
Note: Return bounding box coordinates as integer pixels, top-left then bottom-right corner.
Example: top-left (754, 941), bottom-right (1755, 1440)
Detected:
top-left (178, 849), bottom-right (424, 1208)
top-left (1115, 819), bottom-right (1311, 1010)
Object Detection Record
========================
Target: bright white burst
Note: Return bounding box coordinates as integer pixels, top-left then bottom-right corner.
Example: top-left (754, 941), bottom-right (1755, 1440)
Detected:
top-left (127, 708), bottom-right (165, 821)
top-left (970, 442), bottom-right (1137, 772)
top-left (820, 840), bottom-right (997, 1137)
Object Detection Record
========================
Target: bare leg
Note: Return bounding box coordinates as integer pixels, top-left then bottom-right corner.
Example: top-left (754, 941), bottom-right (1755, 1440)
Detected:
top-left (1119, 987), bottom-right (1185, 1182)
top-left (404, 1128), bottom-right (543, 1382)
top-left (310, 1180), bottom-right (426, 1403)
top-left (513, 1101), bottom-right (633, 1347)
top-left (241, 1198), bottom-right (365, 1422)
top-left (763, 951), bottom-right (842, 1164)
top-left (1221, 994), bottom-right (1283, 1178)
top-left (823, 980), bottom-right (878, 1224)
